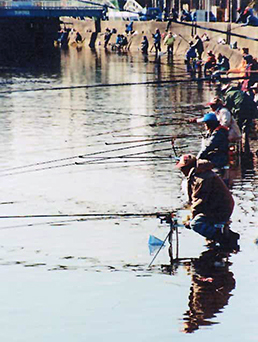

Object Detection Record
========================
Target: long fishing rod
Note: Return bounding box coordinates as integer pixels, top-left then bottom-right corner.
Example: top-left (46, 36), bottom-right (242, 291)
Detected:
top-left (0, 76), bottom-right (249, 96)
top-left (177, 21), bottom-right (258, 42)
top-left (78, 140), bottom-right (171, 159)
top-left (76, 160), bottom-right (175, 171)
top-left (76, 158), bottom-right (173, 166)
top-left (0, 210), bottom-right (182, 231)
top-left (76, 147), bottom-right (174, 165)
top-left (0, 129), bottom-right (169, 174)
top-left (0, 146), bottom-right (173, 177)
top-left (105, 136), bottom-right (172, 145)
top-left (106, 135), bottom-right (196, 145)
top-left (0, 212), bottom-right (172, 219)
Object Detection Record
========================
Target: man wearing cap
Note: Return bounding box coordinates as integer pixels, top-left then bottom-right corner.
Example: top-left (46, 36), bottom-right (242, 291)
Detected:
top-left (176, 154), bottom-right (239, 249)
top-left (197, 112), bottom-right (229, 168)
top-left (189, 97), bottom-right (241, 142)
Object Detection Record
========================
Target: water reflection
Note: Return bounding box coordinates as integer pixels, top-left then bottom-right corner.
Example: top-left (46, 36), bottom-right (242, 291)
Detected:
top-left (161, 248), bottom-right (236, 333)
top-left (182, 249), bottom-right (236, 333)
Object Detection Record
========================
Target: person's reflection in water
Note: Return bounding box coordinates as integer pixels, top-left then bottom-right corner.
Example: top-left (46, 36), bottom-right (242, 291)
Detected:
top-left (182, 249), bottom-right (236, 333)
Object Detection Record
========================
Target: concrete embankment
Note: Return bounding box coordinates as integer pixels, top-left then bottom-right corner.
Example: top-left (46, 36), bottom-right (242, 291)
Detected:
top-left (64, 19), bottom-right (258, 68)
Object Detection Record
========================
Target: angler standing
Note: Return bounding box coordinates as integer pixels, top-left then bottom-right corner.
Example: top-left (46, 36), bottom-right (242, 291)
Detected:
top-left (176, 154), bottom-right (240, 250)
top-left (222, 83), bottom-right (258, 155)
top-left (152, 28), bottom-right (161, 57)
top-left (191, 35), bottom-right (204, 60)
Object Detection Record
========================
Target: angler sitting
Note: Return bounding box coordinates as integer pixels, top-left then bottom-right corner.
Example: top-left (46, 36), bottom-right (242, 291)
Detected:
top-left (176, 154), bottom-right (240, 250)
top-left (197, 113), bottom-right (229, 169)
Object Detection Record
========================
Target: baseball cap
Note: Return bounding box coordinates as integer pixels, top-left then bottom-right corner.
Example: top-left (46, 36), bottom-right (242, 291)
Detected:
top-left (202, 112), bottom-right (219, 122)
top-left (176, 154), bottom-right (196, 168)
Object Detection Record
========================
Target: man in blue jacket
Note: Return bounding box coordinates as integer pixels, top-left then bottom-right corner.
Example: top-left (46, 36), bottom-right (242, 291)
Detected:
top-left (197, 113), bottom-right (229, 169)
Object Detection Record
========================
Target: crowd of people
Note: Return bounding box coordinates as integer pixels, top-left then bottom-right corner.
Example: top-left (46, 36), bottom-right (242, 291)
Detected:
top-left (175, 45), bottom-right (258, 252)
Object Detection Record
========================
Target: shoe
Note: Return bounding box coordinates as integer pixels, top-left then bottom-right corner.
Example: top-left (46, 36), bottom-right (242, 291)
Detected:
top-left (221, 230), bottom-right (240, 251)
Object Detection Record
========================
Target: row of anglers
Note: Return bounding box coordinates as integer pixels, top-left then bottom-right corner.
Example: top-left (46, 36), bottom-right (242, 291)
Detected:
top-left (55, 25), bottom-right (258, 93)
top-left (188, 81), bottom-right (258, 171)
top-left (173, 84), bottom-right (258, 254)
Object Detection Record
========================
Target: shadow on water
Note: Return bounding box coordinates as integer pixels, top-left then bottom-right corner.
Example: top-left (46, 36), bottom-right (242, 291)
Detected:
top-left (0, 47), bottom-right (61, 75)
top-left (162, 248), bottom-right (236, 334)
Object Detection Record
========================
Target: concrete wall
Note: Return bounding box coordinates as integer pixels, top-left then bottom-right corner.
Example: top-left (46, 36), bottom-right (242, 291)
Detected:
top-left (65, 19), bottom-right (258, 68)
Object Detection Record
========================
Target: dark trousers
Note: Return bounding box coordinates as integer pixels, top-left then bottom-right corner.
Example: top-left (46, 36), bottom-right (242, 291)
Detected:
top-left (237, 117), bottom-right (252, 154)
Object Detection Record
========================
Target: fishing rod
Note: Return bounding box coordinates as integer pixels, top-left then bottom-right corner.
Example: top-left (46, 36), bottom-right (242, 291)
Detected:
top-left (177, 21), bottom-right (258, 42)
top-left (178, 33), bottom-right (189, 44)
top-left (0, 128), bottom-right (169, 174)
top-left (0, 212), bottom-right (173, 219)
top-left (0, 146), bottom-right (174, 177)
top-left (0, 210), bottom-right (182, 231)
top-left (76, 147), bottom-right (174, 165)
top-left (105, 136), bottom-right (172, 145)
top-left (106, 135), bottom-right (195, 145)
top-left (75, 160), bottom-right (175, 171)
top-left (78, 140), bottom-right (172, 159)
top-left (76, 158), bottom-right (173, 165)
top-left (0, 76), bottom-right (249, 96)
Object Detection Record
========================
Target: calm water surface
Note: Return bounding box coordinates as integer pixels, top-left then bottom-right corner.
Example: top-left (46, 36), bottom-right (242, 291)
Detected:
top-left (0, 47), bottom-right (257, 341)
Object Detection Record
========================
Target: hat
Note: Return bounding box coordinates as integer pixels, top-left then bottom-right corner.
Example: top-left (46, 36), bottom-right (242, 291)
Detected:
top-left (176, 154), bottom-right (196, 169)
top-left (202, 112), bottom-right (219, 122)
top-left (251, 82), bottom-right (258, 89)
top-left (207, 96), bottom-right (223, 106)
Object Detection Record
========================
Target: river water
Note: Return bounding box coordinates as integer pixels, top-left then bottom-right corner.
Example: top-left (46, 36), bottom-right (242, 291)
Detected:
top-left (0, 47), bottom-right (257, 341)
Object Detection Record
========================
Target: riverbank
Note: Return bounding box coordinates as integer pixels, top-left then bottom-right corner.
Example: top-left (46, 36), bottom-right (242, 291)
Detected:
top-left (63, 19), bottom-right (258, 68)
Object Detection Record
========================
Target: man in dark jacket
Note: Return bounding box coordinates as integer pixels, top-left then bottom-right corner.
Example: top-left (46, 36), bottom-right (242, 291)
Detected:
top-left (192, 35), bottom-right (204, 60)
top-left (222, 84), bottom-right (258, 154)
top-left (176, 154), bottom-right (240, 249)
top-left (197, 112), bottom-right (229, 168)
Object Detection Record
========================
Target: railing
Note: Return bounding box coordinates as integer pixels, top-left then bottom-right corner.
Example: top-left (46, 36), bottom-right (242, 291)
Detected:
top-left (0, 0), bottom-right (102, 8)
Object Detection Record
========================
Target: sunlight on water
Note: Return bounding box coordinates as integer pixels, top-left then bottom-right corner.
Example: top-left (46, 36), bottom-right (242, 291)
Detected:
top-left (0, 47), bottom-right (257, 341)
